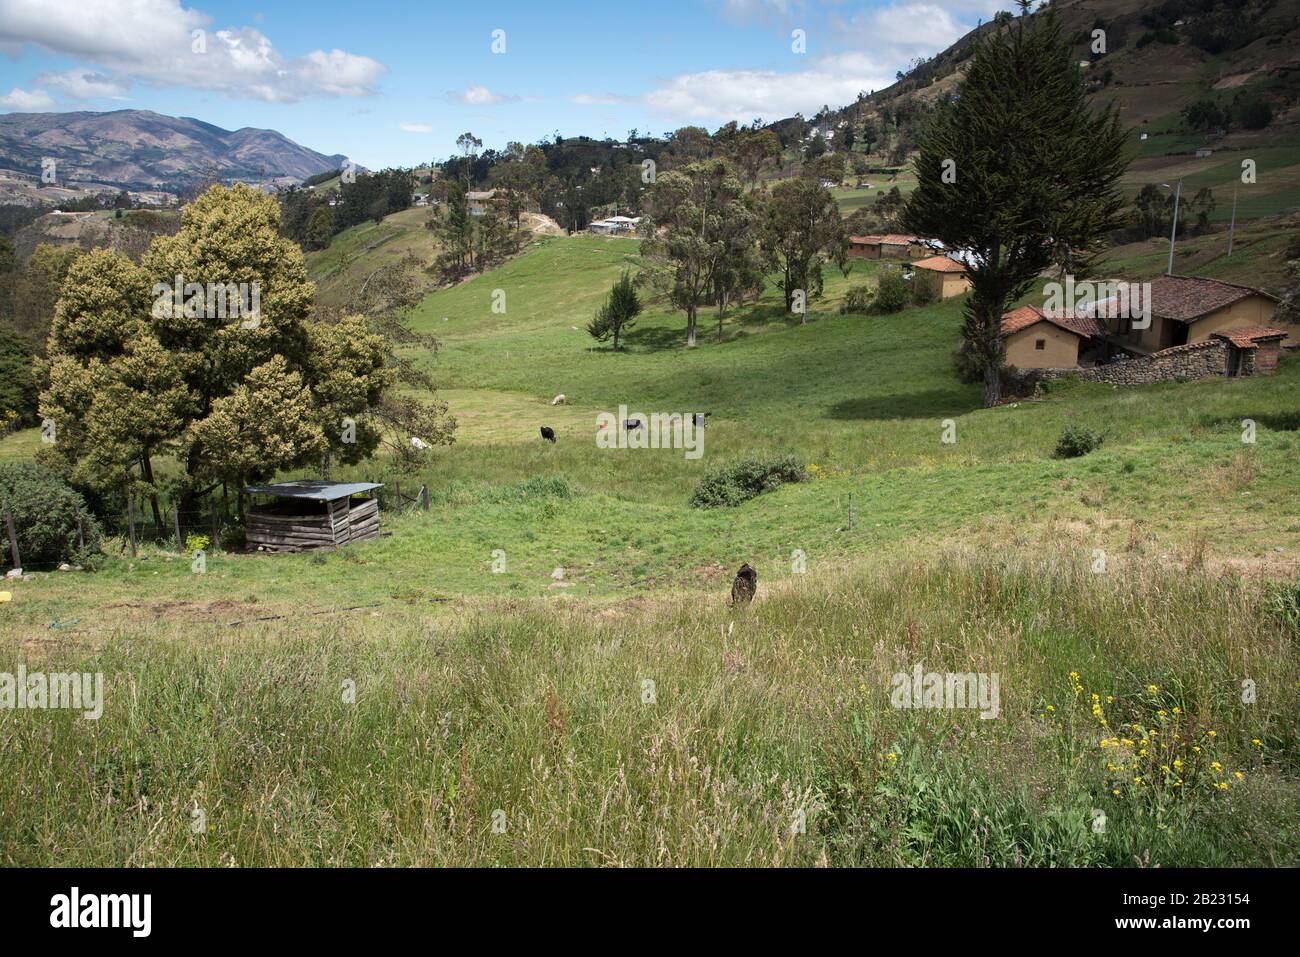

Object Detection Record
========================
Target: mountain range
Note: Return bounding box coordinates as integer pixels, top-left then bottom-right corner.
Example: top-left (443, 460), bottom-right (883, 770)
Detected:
top-left (0, 109), bottom-right (347, 193)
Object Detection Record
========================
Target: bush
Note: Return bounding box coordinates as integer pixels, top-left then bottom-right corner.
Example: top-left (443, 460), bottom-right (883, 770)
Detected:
top-left (0, 462), bottom-right (102, 567)
top-left (185, 533), bottom-right (211, 554)
top-left (689, 456), bottom-right (806, 508)
top-left (1054, 424), bottom-right (1105, 459)
top-left (219, 523), bottom-right (246, 552)
top-left (840, 284), bottom-right (873, 314)
top-left (873, 270), bottom-right (910, 313)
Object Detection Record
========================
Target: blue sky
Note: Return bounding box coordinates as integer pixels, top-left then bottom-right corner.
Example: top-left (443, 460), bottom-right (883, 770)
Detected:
top-left (0, 0), bottom-right (1015, 168)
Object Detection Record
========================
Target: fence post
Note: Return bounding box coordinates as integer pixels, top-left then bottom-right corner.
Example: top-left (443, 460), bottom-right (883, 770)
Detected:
top-left (173, 507), bottom-right (183, 552)
top-left (420, 485), bottom-right (429, 511)
top-left (126, 498), bottom-right (137, 558)
top-left (3, 509), bottom-right (20, 570)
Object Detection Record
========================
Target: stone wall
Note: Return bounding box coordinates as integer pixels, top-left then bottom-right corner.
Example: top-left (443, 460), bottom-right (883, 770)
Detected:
top-left (1010, 340), bottom-right (1229, 391)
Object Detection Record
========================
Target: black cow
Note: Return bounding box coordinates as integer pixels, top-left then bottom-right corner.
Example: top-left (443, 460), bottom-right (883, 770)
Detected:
top-left (540, 426), bottom-right (556, 443)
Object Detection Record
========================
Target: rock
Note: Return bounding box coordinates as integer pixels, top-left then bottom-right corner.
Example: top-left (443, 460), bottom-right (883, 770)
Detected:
top-left (551, 394), bottom-right (566, 405)
top-left (4, 568), bottom-right (21, 580)
top-left (58, 563), bottom-right (71, 572)
top-left (550, 567), bottom-right (565, 580)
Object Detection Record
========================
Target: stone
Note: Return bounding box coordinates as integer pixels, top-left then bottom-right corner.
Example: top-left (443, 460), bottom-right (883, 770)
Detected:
top-left (4, 568), bottom-right (21, 580)
top-left (550, 567), bottom-right (565, 580)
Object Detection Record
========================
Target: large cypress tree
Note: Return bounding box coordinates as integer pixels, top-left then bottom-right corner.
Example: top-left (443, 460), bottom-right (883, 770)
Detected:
top-left (902, 2), bottom-right (1128, 406)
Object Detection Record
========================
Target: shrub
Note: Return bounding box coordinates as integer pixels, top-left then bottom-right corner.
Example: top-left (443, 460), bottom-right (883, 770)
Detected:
top-left (185, 533), bottom-right (211, 554)
top-left (689, 456), bottom-right (806, 508)
top-left (219, 523), bottom-right (246, 552)
top-left (840, 284), bottom-right (873, 314)
top-left (873, 270), bottom-right (909, 313)
top-left (1054, 424), bottom-right (1105, 459)
top-left (0, 462), bottom-right (102, 567)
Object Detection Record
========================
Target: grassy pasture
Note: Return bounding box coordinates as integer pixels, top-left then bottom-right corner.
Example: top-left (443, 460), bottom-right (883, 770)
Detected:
top-left (1, 232), bottom-right (1298, 866)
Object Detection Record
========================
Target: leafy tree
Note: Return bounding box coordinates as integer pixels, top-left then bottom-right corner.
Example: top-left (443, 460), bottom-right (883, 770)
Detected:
top-left (306, 205), bottom-right (334, 250)
top-left (730, 129), bottom-right (783, 188)
top-left (902, 4), bottom-right (1127, 406)
top-left (587, 270), bottom-right (642, 351)
top-left (39, 185), bottom-right (451, 516)
top-left (1183, 98), bottom-right (1226, 131)
top-left (760, 178), bottom-right (847, 319)
top-left (640, 160), bottom-right (751, 347)
top-left (0, 461), bottom-right (102, 566)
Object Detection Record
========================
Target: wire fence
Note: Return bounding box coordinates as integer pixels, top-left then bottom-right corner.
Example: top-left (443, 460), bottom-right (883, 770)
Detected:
top-left (2, 482), bottom-right (430, 573)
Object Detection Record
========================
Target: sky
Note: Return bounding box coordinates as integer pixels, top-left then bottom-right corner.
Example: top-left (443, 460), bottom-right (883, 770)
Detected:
top-left (0, 0), bottom-right (1018, 168)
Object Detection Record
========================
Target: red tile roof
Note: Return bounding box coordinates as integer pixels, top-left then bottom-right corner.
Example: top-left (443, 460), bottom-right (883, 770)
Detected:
top-left (850, 233), bottom-right (920, 246)
top-left (1211, 326), bottom-right (1289, 348)
top-left (1149, 275), bottom-right (1278, 322)
top-left (913, 255), bottom-right (967, 273)
top-left (1000, 305), bottom-right (1107, 340)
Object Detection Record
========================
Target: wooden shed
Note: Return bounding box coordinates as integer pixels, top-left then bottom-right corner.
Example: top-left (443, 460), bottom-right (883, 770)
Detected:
top-left (242, 480), bottom-right (383, 552)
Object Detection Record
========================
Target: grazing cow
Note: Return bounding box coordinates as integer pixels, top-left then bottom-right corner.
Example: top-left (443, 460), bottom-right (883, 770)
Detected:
top-left (624, 419), bottom-right (642, 431)
top-left (693, 412), bottom-right (711, 428)
top-left (540, 426), bottom-right (556, 443)
top-left (731, 563), bottom-right (757, 605)
top-left (552, 394), bottom-right (566, 405)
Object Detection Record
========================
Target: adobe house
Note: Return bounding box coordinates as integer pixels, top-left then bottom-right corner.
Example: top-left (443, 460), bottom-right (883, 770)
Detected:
top-left (848, 233), bottom-right (924, 260)
top-left (1107, 276), bottom-right (1292, 354)
top-left (911, 255), bottom-right (971, 299)
top-left (241, 480), bottom-right (383, 552)
top-left (1000, 305), bottom-right (1108, 369)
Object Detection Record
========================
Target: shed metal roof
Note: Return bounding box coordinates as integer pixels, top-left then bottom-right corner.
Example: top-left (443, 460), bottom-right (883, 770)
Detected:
top-left (243, 480), bottom-right (384, 501)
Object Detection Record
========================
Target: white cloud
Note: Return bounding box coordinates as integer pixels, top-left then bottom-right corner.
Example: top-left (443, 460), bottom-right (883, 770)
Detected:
top-left (571, 93), bottom-right (633, 106)
top-left (643, 52), bottom-right (895, 123)
top-left (0, 0), bottom-right (386, 102)
top-left (38, 69), bottom-right (127, 99)
top-left (400, 122), bottom-right (433, 133)
top-left (0, 86), bottom-right (55, 110)
top-left (831, 1), bottom-right (973, 59)
top-left (446, 84), bottom-right (513, 106)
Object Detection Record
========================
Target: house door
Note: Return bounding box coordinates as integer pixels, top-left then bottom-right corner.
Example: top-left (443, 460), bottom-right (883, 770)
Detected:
top-left (1226, 346), bottom-right (1241, 377)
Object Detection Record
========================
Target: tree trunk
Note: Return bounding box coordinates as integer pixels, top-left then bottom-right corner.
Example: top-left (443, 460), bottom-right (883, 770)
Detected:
top-left (718, 292), bottom-right (728, 341)
top-left (686, 305), bottom-right (697, 348)
top-left (140, 452), bottom-right (163, 529)
top-left (613, 323), bottom-right (620, 352)
top-left (982, 357), bottom-right (1002, 407)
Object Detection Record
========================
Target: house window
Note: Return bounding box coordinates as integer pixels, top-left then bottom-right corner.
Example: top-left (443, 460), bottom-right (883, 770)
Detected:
top-left (1035, 339), bottom-right (1046, 350)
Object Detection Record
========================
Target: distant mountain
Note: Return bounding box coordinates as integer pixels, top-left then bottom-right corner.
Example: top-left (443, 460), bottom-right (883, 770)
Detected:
top-left (0, 109), bottom-right (348, 192)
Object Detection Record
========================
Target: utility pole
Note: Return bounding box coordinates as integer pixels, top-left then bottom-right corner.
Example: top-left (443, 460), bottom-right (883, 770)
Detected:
top-left (1227, 186), bottom-right (1238, 259)
top-left (1166, 179), bottom-right (1183, 276)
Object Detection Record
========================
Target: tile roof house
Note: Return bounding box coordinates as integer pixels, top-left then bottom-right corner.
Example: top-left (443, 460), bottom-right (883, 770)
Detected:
top-left (1001, 305), bottom-right (1109, 369)
top-left (848, 233), bottom-right (925, 259)
top-left (1107, 275), bottom-right (1291, 354)
top-left (911, 255), bottom-right (971, 300)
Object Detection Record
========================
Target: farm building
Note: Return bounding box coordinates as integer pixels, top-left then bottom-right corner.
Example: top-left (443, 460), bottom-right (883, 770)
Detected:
top-left (1104, 276), bottom-right (1291, 354)
top-left (1001, 305), bottom-right (1108, 369)
top-left (911, 255), bottom-right (971, 299)
top-left (242, 480), bottom-right (383, 552)
top-left (848, 233), bottom-right (925, 259)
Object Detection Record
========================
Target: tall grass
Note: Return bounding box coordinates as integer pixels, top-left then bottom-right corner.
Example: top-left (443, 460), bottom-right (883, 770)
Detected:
top-left (2, 550), bottom-right (1294, 866)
